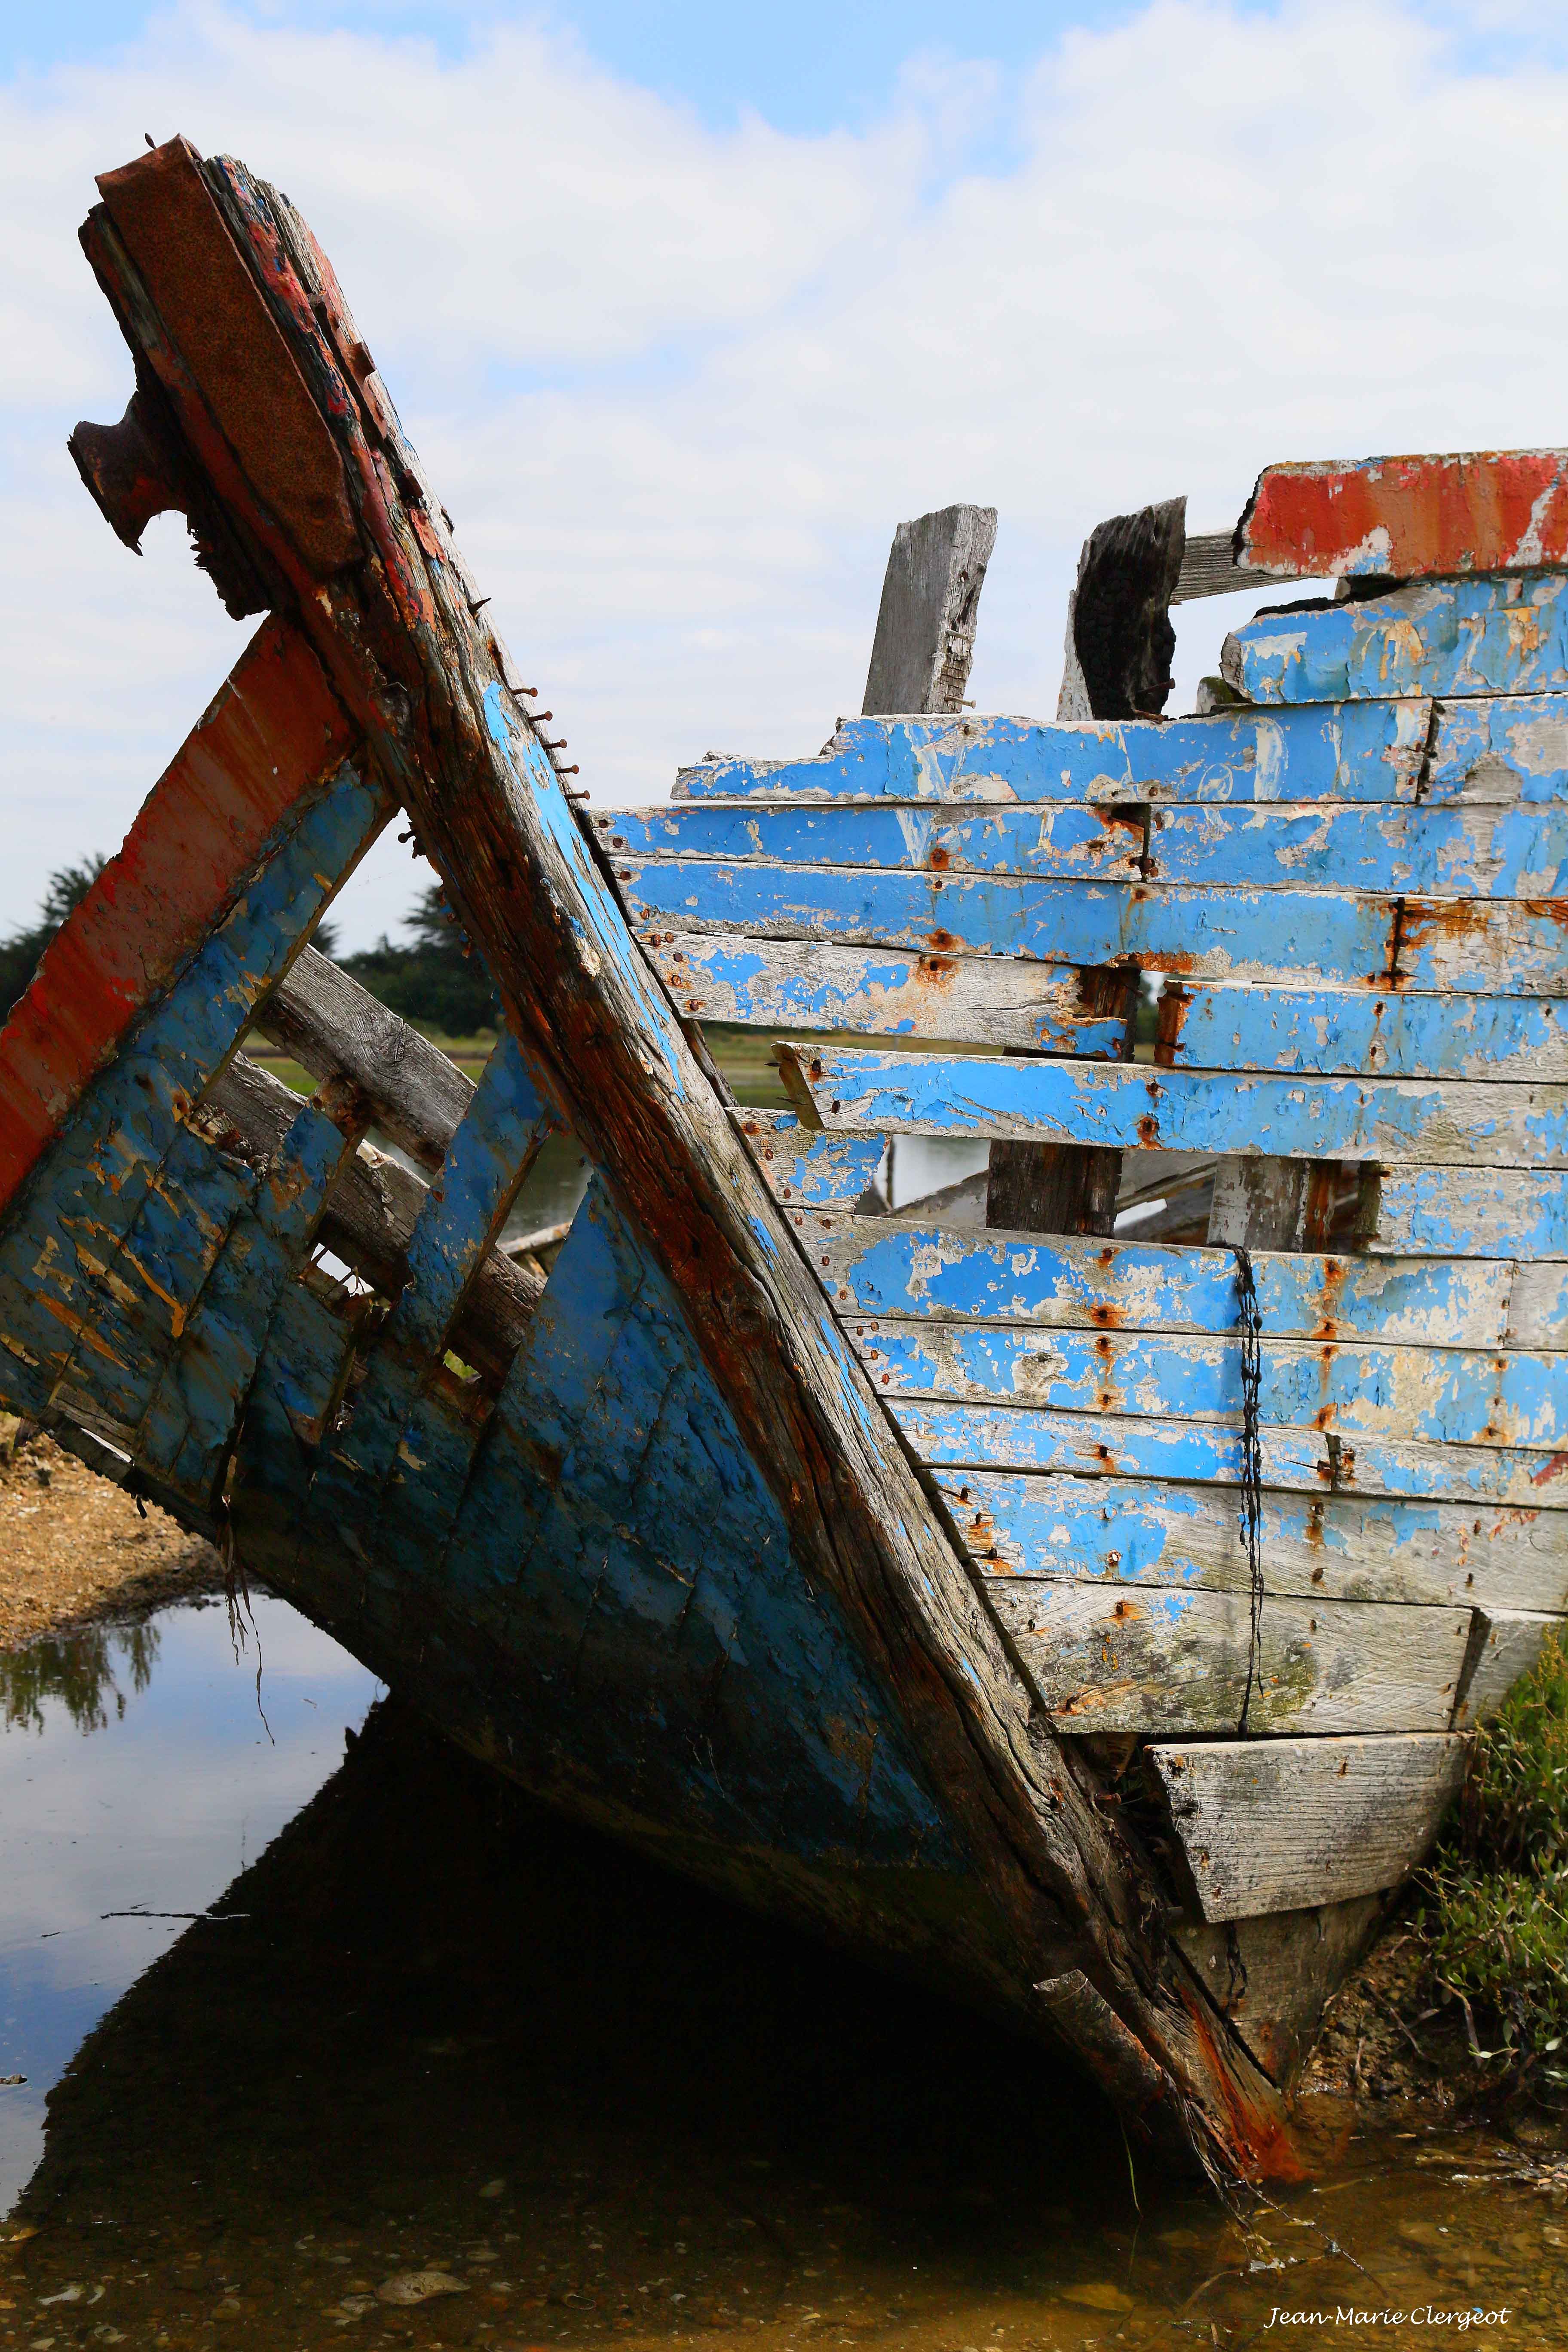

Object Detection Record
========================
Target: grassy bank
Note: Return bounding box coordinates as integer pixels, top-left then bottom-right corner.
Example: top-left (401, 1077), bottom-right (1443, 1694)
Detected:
top-left (1422, 1634), bottom-right (1568, 2088)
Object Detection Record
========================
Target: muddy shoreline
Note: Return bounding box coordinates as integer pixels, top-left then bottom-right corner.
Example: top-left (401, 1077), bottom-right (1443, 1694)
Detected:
top-left (0, 1419), bottom-right (224, 1650)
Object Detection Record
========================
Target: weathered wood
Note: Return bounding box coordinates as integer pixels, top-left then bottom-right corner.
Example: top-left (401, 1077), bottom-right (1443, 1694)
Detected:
top-left (1224, 572), bottom-right (1568, 706)
top-left (1369, 1166), bottom-right (1568, 1259)
top-left (817, 1217), bottom-right (1524, 1347)
top-left (1425, 693), bottom-right (1568, 804)
top-left (598, 799), bottom-right (1146, 879)
top-left (1146, 800), bottom-right (1567, 898)
top-left (0, 617), bottom-right (357, 1216)
top-left (984, 979), bottom-right (1132, 1239)
top-left (1207, 1155), bottom-right (1320, 1252)
top-left (318, 1032), bottom-right (552, 1505)
top-left (612, 795), bottom-right (1567, 900)
top-left (622, 861), bottom-right (1566, 996)
top-left (0, 759), bottom-right (389, 1412)
top-left (988, 1577), bottom-right (1471, 1735)
top-left (1058, 497), bottom-right (1184, 722)
top-left (735, 1110), bottom-right (888, 1210)
top-left (855, 1316), bottom-right (1562, 1449)
top-left (254, 943), bottom-right (473, 1170)
top-left (1155, 983), bottom-right (1568, 1083)
top-left (1172, 531), bottom-right (1253, 602)
top-left (1237, 450), bottom-right (1568, 585)
top-left (862, 505), bottom-right (996, 717)
top-left (137, 1091), bottom-right (360, 1506)
top-left (1173, 1896), bottom-right (1386, 2083)
top-left (1147, 1736), bottom-right (1468, 1920)
top-left (939, 1467), bottom-right (1568, 1612)
top-left (647, 935), bottom-right (1131, 1055)
top-left (204, 1054), bottom-right (544, 1382)
top-left (775, 1045), bottom-right (1568, 1169)
top-left (670, 700), bottom-right (1430, 807)
top-left (89, 138), bottom-right (1286, 2173)
top-left (1504, 1260), bottom-right (1568, 1346)
top-left (1451, 1606), bottom-right (1562, 1727)
top-left (895, 1398), bottom-right (1568, 1511)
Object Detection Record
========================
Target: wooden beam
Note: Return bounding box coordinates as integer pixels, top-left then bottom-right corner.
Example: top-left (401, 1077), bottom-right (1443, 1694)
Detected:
top-left (255, 943), bottom-right (474, 1171)
top-left (1058, 496), bottom-right (1185, 722)
top-left (1238, 450), bottom-right (1568, 585)
top-left (862, 505), bottom-right (996, 717)
top-left (0, 618), bottom-right (358, 1218)
top-left (1147, 1735), bottom-right (1467, 1920)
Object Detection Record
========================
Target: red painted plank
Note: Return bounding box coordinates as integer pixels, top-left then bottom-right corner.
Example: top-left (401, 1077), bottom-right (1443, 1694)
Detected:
top-left (0, 617), bottom-right (357, 1215)
top-left (1238, 450), bottom-right (1568, 583)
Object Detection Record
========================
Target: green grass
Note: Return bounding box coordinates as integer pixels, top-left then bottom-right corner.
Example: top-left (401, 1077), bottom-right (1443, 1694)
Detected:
top-left (1423, 1633), bottom-right (1568, 2073)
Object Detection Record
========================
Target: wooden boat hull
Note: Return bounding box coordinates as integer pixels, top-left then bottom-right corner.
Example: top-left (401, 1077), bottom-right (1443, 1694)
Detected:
top-left (4, 135), bottom-right (1563, 2189)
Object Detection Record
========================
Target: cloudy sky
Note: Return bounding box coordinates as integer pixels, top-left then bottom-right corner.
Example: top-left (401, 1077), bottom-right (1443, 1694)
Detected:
top-left (3, 0), bottom-right (1565, 949)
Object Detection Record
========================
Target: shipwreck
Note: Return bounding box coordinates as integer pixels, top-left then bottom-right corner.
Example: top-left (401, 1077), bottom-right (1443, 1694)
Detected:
top-left (1, 136), bottom-right (1563, 2187)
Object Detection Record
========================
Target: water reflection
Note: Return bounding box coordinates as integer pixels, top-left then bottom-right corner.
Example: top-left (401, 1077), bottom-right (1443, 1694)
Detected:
top-left (0, 1596), bottom-right (378, 2215)
top-left (0, 1620), bottom-right (159, 1737)
top-left (3, 1674), bottom-right (1565, 2347)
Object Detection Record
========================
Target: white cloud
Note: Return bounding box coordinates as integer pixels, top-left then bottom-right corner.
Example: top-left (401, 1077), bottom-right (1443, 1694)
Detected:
top-left (2, 0), bottom-right (1566, 945)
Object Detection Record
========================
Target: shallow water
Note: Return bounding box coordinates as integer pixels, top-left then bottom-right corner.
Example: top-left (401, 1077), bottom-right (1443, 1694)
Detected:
top-left (0, 1598), bottom-right (1564, 2349)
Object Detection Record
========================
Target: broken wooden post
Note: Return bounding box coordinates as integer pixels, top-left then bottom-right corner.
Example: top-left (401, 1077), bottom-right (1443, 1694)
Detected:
top-left (863, 505), bottom-right (996, 716)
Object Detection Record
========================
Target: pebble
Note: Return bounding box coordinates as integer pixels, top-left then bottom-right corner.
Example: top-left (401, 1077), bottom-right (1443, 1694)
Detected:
top-left (1060, 2281), bottom-right (1136, 2312)
top-left (375, 2270), bottom-right (472, 2306)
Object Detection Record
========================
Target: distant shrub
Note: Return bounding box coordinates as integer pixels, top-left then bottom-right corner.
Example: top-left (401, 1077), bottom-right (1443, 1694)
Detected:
top-left (1424, 1634), bottom-right (1568, 2071)
top-left (338, 885), bottom-right (498, 1038)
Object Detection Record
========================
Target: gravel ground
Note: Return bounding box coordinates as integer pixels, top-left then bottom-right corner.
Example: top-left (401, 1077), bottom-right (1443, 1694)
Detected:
top-left (0, 1418), bottom-right (224, 1650)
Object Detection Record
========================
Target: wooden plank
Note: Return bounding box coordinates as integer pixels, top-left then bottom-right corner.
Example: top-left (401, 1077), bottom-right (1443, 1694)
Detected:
top-left (894, 1398), bottom-right (1568, 1511)
top-left (1370, 1166), bottom-right (1568, 1260)
top-left (135, 1094), bottom-right (358, 1506)
top-left (1223, 573), bottom-right (1568, 706)
top-left (1147, 1735), bottom-right (1468, 1920)
top-left (734, 1109), bottom-right (887, 1210)
top-left (1173, 530), bottom-right (1252, 603)
top-left (775, 1046), bottom-right (1568, 1169)
top-left (816, 1216), bottom-right (1519, 1345)
top-left (253, 943), bottom-right (472, 1171)
top-left (1147, 801), bottom-right (1568, 897)
top-left (646, 934), bottom-right (1130, 1054)
top-left (936, 1467), bottom-right (1568, 1613)
top-left (861, 505), bottom-right (996, 717)
top-left (1154, 983), bottom-right (1568, 1082)
top-left (1451, 1606), bottom-right (1562, 1727)
top-left (91, 135), bottom-right (1301, 2179)
top-left (855, 1316), bottom-right (1563, 1449)
top-left (595, 800), bottom-right (1146, 880)
top-left (621, 862), bottom-right (1567, 997)
top-left (616, 795), bottom-right (1568, 899)
top-left (0, 759), bottom-right (389, 1413)
top-left (987, 1577), bottom-right (1472, 1736)
top-left (1505, 1261), bottom-right (1568, 1347)
top-left (0, 617), bottom-right (357, 1217)
top-left (669, 700), bottom-right (1430, 806)
top-left (1425, 694), bottom-right (1568, 804)
top-left (1237, 450), bottom-right (1568, 585)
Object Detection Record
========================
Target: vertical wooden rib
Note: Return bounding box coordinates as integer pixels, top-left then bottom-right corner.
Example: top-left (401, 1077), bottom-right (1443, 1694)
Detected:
top-left (862, 505), bottom-right (996, 718)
